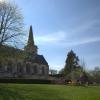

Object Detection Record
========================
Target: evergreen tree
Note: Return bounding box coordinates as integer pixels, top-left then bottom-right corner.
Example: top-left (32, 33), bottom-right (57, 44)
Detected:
top-left (64, 50), bottom-right (79, 75)
top-left (59, 50), bottom-right (88, 82)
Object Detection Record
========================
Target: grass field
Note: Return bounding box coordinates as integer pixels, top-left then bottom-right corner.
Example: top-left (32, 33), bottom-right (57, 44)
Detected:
top-left (0, 84), bottom-right (100, 100)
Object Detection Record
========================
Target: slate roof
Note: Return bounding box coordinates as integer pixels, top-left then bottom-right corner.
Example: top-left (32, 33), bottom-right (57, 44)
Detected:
top-left (33, 55), bottom-right (48, 65)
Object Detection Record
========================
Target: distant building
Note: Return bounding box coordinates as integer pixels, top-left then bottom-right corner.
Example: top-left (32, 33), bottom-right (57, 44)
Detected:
top-left (49, 69), bottom-right (57, 75)
top-left (0, 26), bottom-right (49, 79)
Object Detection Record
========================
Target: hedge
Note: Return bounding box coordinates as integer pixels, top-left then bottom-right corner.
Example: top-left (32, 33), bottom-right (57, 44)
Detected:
top-left (0, 78), bottom-right (52, 84)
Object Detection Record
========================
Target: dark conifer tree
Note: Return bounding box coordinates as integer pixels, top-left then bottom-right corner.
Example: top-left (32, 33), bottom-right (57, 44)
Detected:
top-left (64, 50), bottom-right (79, 75)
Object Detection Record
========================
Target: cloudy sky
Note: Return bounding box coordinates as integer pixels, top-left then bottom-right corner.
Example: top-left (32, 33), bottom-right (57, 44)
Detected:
top-left (7, 0), bottom-right (100, 71)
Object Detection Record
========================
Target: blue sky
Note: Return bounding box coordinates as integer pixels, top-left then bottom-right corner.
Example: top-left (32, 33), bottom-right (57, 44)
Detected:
top-left (11, 0), bottom-right (100, 71)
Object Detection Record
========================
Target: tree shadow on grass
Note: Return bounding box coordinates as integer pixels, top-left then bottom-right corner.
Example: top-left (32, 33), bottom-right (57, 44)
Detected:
top-left (0, 87), bottom-right (25, 100)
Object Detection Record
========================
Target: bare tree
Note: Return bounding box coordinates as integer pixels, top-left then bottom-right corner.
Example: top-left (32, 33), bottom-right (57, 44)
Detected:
top-left (0, 1), bottom-right (24, 47)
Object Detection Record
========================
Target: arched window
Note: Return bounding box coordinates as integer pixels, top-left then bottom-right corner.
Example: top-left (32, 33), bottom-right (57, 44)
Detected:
top-left (33, 65), bottom-right (37, 74)
top-left (17, 63), bottom-right (22, 73)
top-left (26, 63), bottom-right (31, 73)
top-left (7, 61), bottom-right (12, 72)
top-left (42, 67), bottom-right (45, 75)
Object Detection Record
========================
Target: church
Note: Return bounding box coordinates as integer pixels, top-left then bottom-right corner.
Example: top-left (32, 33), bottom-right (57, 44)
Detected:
top-left (0, 26), bottom-right (49, 79)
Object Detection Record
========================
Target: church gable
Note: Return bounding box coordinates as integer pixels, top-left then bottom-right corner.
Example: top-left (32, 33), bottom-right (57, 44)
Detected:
top-left (34, 55), bottom-right (48, 65)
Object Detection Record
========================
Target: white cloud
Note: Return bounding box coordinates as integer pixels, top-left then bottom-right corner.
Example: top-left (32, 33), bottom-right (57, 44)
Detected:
top-left (21, 18), bottom-right (100, 49)
top-left (34, 19), bottom-right (100, 47)
top-left (63, 36), bottom-right (100, 47)
top-left (49, 63), bottom-right (64, 71)
top-left (35, 31), bottom-right (67, 44)
top-left (35, 30), bottom-right (100, 47)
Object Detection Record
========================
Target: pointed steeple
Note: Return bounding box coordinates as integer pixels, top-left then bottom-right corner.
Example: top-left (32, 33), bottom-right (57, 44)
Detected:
top-left (27, 25), bottom-right (34, 46)
top-left (24, 25), bottom-right (38, 54)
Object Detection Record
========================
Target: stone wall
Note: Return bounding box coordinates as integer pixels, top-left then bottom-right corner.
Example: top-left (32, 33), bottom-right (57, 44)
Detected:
top-left (0, 61), bottom-right (49, 79)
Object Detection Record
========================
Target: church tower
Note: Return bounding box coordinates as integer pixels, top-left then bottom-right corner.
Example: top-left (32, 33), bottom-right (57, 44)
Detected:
top-left (24, 25), bottom-right (37, 54)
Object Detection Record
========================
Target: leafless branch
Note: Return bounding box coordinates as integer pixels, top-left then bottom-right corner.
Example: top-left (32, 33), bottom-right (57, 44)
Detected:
top-left (0, 1), bottom-right (24, 46)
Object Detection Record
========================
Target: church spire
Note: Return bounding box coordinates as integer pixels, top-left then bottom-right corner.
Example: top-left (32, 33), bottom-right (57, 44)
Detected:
top-left (24, 25), bottom-right (38, 54)
top-left (27, 25), bottom-right (34, 46)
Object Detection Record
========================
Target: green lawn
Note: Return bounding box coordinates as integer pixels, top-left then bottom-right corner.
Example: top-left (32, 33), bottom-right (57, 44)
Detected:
top-left (0, 84), bottom-right (100, 100)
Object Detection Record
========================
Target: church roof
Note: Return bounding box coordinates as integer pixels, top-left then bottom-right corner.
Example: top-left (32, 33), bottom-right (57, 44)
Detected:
top-left (0, 44), bottom-right (25, 60)
top-left (35, 55), bottom-right (48, 65)
top-left (33, 55), bottom-right (48, 65)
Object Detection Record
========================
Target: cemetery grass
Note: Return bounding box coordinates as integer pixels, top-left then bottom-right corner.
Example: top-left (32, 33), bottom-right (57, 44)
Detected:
top-left (0, 84), bottom-right (100, 100)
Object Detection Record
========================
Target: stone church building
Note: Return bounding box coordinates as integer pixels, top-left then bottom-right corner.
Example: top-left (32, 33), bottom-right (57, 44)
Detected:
top-left (0, 26), bottom-right (49, 79)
